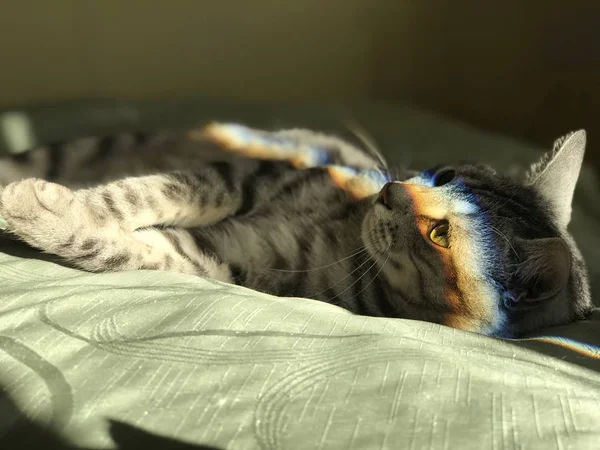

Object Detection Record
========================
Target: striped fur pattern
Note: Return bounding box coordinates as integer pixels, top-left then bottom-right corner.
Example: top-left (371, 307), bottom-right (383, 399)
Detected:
top-left (0, 124), bottom-right (592, 337)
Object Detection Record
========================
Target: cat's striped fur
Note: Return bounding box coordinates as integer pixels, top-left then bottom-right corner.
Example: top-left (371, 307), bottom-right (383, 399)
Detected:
top-left (0, 125), bottom-right (592, 337)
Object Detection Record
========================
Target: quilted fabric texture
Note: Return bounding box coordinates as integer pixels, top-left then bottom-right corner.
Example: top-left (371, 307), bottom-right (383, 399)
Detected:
top-left (0, 250), bottom-right (600, 449)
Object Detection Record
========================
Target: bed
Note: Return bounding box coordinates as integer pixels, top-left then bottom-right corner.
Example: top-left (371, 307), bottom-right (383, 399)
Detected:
top-left (1, 98), bottom-right (599, 449)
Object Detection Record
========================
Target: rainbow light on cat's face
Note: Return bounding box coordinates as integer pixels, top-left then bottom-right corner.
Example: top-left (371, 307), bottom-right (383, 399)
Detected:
top-left (399, 172), bottom-right (510, 336)
top-left (323, 164), bottom-right (512, 335)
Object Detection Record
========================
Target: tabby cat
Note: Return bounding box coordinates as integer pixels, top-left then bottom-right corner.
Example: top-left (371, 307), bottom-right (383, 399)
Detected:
top-left (0, 124), bottom-right (592, 338)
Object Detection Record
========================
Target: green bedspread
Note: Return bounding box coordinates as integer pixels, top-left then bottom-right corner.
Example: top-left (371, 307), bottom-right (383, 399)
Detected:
top-left (1, 251), bottom-right (599, 449)
top-left (0, 99), bottom-right (599, 449)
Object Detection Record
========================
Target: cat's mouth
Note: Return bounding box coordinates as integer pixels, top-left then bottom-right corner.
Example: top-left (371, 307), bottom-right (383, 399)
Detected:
top-left (361, 183), bottom-right (424, 258)
top-left (362, 206), bottom-right (413, 259)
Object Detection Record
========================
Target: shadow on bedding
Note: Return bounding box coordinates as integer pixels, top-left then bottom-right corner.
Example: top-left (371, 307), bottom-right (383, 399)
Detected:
top-left (0, 233), bottom-right (71, 267)
top-left (0, 390), bottom-right (225, 450)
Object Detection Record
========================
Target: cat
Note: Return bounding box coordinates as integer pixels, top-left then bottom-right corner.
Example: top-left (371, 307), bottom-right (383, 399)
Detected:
top-left (0, 123), bottom-right (592, 338)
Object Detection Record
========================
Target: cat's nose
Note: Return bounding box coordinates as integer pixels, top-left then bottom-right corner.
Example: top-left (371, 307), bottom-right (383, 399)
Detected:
top-left (377, 182), bottom-right (409, 210)
top-left (377, 183), bottom-right (391, 207)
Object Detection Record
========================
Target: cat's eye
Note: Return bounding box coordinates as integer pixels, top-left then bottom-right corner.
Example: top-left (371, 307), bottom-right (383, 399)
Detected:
top-left (429, 222), bottom-right (450, 248)
top-left (433, 168), bottom-right (456, 187)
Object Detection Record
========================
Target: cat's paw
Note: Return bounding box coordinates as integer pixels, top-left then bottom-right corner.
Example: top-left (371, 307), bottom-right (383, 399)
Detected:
top-left (0, 178), bottom-right (79, 251)
top-left (2, 178), bottom-right (74, 216)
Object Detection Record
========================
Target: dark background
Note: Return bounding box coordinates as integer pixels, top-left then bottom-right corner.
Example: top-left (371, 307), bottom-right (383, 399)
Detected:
top-left (1, 1), bottom-right (599, 169)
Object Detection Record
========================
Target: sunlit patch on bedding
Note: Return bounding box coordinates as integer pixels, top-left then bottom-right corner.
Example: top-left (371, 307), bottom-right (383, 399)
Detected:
top-left (509, 336), bottom-right (600, 360)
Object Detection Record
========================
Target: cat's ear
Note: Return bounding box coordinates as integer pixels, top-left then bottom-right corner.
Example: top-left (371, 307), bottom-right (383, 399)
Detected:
top-left (510, 237), bottom-right (571, 307)
top-left (525, 130), bottom-right (586, 229)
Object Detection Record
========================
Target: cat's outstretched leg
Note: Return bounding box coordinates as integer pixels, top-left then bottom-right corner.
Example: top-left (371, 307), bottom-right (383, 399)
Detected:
top-left (0, 170), bottom-right (242, 280)
top-left (77, 168), bottom-right (244, 230)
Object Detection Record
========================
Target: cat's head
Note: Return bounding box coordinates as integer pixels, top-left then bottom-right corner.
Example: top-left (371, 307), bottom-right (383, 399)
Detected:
top-left (364, 131), bottom-right (592, 337)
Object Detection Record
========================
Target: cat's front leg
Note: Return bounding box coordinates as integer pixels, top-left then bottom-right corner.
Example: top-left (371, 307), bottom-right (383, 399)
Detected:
top-left (0, 178), bottom-right (232, 281)
top-left (76, 167), bottom-right (246, 231)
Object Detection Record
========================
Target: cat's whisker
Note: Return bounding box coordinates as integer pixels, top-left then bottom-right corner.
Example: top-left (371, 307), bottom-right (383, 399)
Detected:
top-left (309, 249), bottom-right (377, 300)
top-left (490, 226), bottom-right (519, 260)
top-left (342, 115), bottom-right (388, 170)
top-left (341, 242), bottom-right (393, 307)
top-left (265, 245), bottom-right (371, 273)
top-left (264, 227), bottom-right (385, 274)
top-left (322, 242), bottom-right (391, 303)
